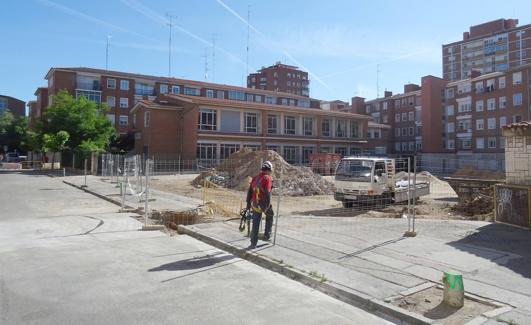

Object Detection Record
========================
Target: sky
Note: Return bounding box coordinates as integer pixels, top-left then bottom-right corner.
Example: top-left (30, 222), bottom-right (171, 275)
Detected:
top-left (2, 0), bottom-right (531, 106)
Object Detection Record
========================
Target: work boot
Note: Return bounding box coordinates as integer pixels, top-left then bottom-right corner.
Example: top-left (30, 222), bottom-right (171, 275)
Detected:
top-left (247, 244), bottom-right (256, 250)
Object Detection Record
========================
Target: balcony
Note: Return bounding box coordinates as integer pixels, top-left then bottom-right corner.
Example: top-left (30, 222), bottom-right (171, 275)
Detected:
top-left (76, 80), bottom-right (101, 91)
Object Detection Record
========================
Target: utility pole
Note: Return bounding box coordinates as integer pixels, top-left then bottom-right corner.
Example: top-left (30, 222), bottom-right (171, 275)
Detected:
top-left (105, 35), bottom-right (112, 70)
top-left (245, 5), bottom-right (250, 78)
top-left (376, 64), bottom-right (381, 98)
top-left (201, 49), bottom-right (209, 81)
top-left (211, 34), bottom-right (217, 82)
top-left (166, 13), bottom-right (175, 78)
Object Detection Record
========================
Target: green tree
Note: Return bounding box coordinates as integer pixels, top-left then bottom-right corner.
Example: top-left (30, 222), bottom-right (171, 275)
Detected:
top-left (0, 110), bottom-right (30, 153)
top-left (42, 90), bottom-right (116, 158)
top-left (42, 131), bottom-right (69, 169)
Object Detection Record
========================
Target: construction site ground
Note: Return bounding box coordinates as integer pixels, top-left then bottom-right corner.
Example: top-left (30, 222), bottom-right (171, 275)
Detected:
top-left (63, 174), bottom-right (531, 324)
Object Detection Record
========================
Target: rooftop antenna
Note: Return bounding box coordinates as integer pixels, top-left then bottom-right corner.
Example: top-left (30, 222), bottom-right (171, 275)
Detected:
top-left (211, 34), bottom-right (217, 82)
top-left (166, 13), bottom-right (175, 77)
top-left (245, 5), bottom-right (250, 83)
top-left (376, 64), bottom-right (380, 98)
top-left (201, 48), bottom-right (209, 81)
top-left (105, 35), bottom-right (112, 70)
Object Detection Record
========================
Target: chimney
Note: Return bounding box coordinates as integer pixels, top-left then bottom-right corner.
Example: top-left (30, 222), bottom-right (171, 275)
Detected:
top-left (384, 91), bottom-right (393, 98)
top-left (463, 31), bottom-right (470, 40)
top-left (470, 69), bottom-right (482, 79)
top-left (404, 84), bottom-right (420, 93)
top-left (350, 96), bottom-right (366, 114)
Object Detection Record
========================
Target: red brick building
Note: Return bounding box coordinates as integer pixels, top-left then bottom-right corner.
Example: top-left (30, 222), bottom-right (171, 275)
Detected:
top-left (247, 62), bottom-right (310, 97)
top-left (443, 18), bottom-right (531, 81)
top-left (131, 93), bottom-right (373, 162)
top-left (0, 95), bottom-right (25, 118)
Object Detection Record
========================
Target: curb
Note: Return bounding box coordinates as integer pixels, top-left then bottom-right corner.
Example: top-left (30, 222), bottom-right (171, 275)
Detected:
top-left (177, 224), bottom-right (435, 325)
top-left (62, 180), bottom-right (135, 210)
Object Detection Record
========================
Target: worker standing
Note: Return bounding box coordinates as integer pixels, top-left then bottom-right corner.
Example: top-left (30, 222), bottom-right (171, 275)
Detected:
top-left (246, 161), bottom-right (274, 249)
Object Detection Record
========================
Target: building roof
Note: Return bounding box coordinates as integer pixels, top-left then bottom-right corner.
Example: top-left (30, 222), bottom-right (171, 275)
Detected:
top-left (502, 121), bottom-right (531, 130)
top-left (368, 121), bottom-right (392, 129)
top-left (45, 67), bottom-right (313, 100)
top-left (365, 89), bottom-right (421, 104)
top-left (0, 95), bottom-right (25, 104)
top-left (442, 20), bottom-right (531, 47)
top-left (133, 94), bottom-right (372, 120)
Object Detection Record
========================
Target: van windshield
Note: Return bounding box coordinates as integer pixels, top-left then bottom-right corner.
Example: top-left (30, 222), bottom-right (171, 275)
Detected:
top-left (335, 160), bottom-right (372, 182)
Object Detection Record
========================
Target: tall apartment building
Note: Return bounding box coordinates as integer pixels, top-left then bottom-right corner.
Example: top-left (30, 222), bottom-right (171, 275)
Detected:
top-left (350, 76), bottom-right (447, 156)
top-left (443, 18), bottom-right (531, 81)
top-left (0, 95), bottom-right (25, 118)
top-left (30, 67), bottom-right (321, 135)
top-left (438, 65), bottom-right (531, 167)
top-left (247, 62), bottom-right (310, 97)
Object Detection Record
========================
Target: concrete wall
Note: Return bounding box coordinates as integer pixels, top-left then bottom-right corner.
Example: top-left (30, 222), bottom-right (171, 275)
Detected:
top-left (505, 134), bottom-right (531, 185)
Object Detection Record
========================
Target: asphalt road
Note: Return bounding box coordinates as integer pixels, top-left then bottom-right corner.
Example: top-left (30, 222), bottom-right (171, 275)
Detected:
top-left (0, 171), bottom-right (392, 325)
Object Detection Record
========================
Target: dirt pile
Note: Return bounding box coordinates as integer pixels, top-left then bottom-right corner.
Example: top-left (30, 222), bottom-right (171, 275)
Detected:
top-left (451, 185), bottom-right (494, 218)
top-left (450, 166), bottom-right (505, 180)
top-left (192, 149), bottom-right (335, 196)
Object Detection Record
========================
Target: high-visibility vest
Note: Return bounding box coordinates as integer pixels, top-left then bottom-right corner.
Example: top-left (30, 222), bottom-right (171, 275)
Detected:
top-left (251, 174), bottom-right (267, 213)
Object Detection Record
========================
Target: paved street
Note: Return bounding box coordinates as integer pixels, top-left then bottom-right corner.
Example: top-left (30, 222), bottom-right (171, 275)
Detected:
top-left (0, 172), bottom-right (391, 325)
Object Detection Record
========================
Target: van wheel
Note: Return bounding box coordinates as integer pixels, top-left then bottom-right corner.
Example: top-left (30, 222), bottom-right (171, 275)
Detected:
top-left (342, 201), bottom-right (353, 208)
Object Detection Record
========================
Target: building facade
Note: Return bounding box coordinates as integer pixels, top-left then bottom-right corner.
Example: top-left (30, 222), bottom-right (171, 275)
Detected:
top-left (0, 95), bottom-right (25, 118)
top-left (443, 18), bottom-right (531, 81)
top-left (131, 93), bottom-right (373, 163)
top-left (32, 67), bottom-right (321, 135)
top-left (247, 62), bottom-right (310, 97)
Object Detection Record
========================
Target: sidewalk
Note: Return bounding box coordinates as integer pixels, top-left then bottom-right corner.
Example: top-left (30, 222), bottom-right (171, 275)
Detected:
top-left (179, 216), bottom-right (531, 325)
top-left (63, 175), bottom-right (201, 212)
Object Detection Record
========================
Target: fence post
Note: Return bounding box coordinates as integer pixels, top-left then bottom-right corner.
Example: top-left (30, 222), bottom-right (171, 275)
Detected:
top-left (412, 155), bottom-right (417, 234)
top-left (144, 159), bottom-right (150, 226)
top-left (83, 158), bottom-right (88, 187)
top-left (407, 157), bottom-right (411, 232)
top-left (273, 164), bottom-right (283, 245)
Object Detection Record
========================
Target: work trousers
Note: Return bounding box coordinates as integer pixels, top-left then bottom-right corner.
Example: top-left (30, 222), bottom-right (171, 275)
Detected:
top-left (250, 206), bottom-right (274, 247)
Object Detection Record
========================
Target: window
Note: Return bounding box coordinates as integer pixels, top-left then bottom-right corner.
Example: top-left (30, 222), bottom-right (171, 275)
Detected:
top-left (487, 117), bottom-right (496, 129)
top-left (500, 116), bottom-right (507, 127)
top-left (402, 128), bottom-right (407, 136)
top-left (335, 147), bottom-right (347, 157)
top-left (513, 93), bottom-right (523, 106)
top-left (395, 142), bottom-right (401, 152)
top-left (302, 146), bottom-right (314, 163)
top-left (487, 98), bottom-right (496, 111)
top-left (408, 142), bottom-right (415, 151)
top-left (107, 78), bottom-right (116, 89)
top-left (119, 115), bottom-right (128, 126)
top-left (255, 95), bottom-right (262, 103)
top-left (402, 142), bottom-right (408, 151)
top-left (106, 96), bottom-right (115, 107)
top-left (499, 76), bottom-right (506, 89)
top-left (408, 111), bottom-right (414, 121)
top-left (513, 115), bottom-right (522, 123)
top-left (447, 122), bottom-right (455, 133)
top-left (184, 87), bottom-right (200, 96)
top-left (321, 119), bottom-right (331, 136)
top-left (395, 128), bottom-right (401, 137)
top-left (383, 115), bottom-right (388, 123)
top-left (75, 90), bottom-right (101, 103)
top-left (172, 85), bottom-right (180, 94)
top-left (159, 84), bottom-right (168, 94)
top-left (246, 94), bottom-right (253, 102)
top-left (395, 114), bottom-right (400, 122)
top-left (289, 99), bottom-right (296, 106)
top-left (220, 144), bottom-right (240, 160)
top-left (395, 100), bottom-right (401, 108)
top-left (206, 89), bottom-right (214, 98)
top-left (244, 112), bottom-right (258, 133)
top-left (197, 143), bottom-right (217, 160)
top-left (281, 98), bottom-right (288, 105)
top-left (217, 90), bottom-right (225, 99)
top-left (461, 138), bottom-right (472, 149)
top-left (458, 100), bottom-right (471, 112)
top-left (198, 109), bottom-right (217, 130)
top-left (120, 80), bottom-right (129, 90)
top-left (284, 116), bottom-right (296, 135)
top-left (350, 121), bottom-right (360, 138)
top-left (475, 81), bottom-right (484, 93)
top-left (401, 113), bottom-right (407, 121)
top-left (447, 140), bottom-right (455, 149)
top-left (476, 119), bottom-right (484, 130)
top-left (476, 100), bottom-right (484, 112)
top-left (283, 146), bottom-right (298, 164)
top-left (476, 137), bottom-right (485, 149)
top-left (335, 120), bottom-right (346, 137)
top-left (486, 79), bottom-right (495, 92)
top-left (458, 120), bottom-right (471, 132)
top-left (446, 105), bottom-right (454, 116)
top-left (303, 117), bottom-right (313, 136)
top-left (135, 83), bottom-right (154, 96)
top-left (265, 96), bottom-right (275, 104)
top-left (513, 71), bottom-right (522, 85)
top-left (499, 96), bottom-right (507, 109)
top-left (133, 113), bottom-right (136, 128)
top-left (408, 127), bottom-right (414, 136)
top-left (144, 111), bottom-right (150, 127)
top-left (120, 97), bottom-right (129, 109)
top-left (267, 114), bottom-right (278, 134)
top-left (488, 137), bottom-right (497, 149)
top-left (106, 114), bottom-right (115, 124)
top-left (445, 88), bottom-right (454, 98)
top-left (228, 90), bottom-right (245, 100)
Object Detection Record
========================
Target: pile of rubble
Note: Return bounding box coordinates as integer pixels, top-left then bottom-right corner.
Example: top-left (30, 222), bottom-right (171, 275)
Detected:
top-left (192, 149), bottom-right (335, 196)
top-left (451, 185), bottom-right (494, 217)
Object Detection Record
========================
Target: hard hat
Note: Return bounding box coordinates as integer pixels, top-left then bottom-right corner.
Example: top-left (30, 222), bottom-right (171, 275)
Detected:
top-left (261, 160), bottom-right (273, 171)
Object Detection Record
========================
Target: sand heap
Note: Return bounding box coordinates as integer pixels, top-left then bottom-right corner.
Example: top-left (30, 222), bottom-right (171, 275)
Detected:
top-left (192, 149), bottom-right (334, 196)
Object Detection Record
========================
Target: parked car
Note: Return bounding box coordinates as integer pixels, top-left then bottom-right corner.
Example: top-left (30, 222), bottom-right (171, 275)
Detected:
top-left (5, 152), bottom-right (20, 163)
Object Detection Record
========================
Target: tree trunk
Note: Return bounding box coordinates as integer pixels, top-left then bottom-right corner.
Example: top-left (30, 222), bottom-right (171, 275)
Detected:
top-left (51, 152), bottom-right (56, 170)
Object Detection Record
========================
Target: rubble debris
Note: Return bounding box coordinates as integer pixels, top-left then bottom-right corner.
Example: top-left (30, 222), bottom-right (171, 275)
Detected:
top-left (450, 185), bottom-right (494, 218)
top-left (192, 149), bottom-right (335, 196)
